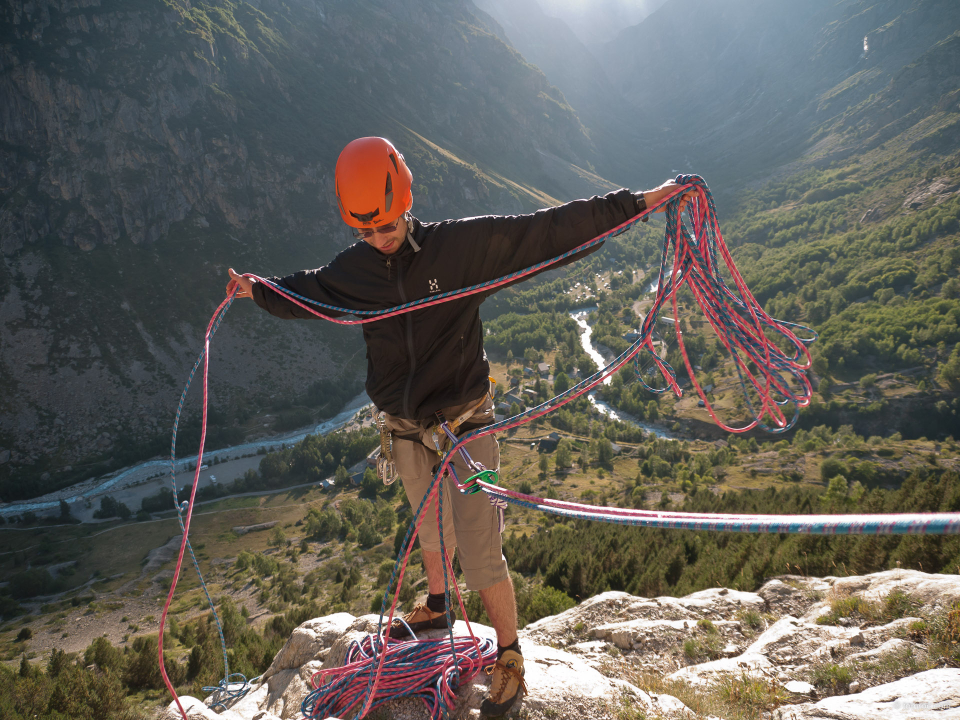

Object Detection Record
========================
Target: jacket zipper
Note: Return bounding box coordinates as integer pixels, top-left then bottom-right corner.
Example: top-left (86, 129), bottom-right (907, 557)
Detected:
top-left (397, 256), bottom-right (416, 419)
top-left (386, 257), bottom-right (392, 281)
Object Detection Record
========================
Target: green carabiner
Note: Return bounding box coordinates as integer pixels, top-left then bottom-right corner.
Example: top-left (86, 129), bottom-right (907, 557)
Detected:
top-left (464, 468), bottom-right (499, 494)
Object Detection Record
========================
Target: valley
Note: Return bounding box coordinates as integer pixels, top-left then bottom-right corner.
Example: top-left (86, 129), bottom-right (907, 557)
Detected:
top-left (2, 0), bottom-right (960, 718)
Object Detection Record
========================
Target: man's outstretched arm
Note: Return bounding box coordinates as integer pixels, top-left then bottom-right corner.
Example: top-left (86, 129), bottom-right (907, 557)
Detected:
top-left (452, 180), bottom-right (693, 288)
top-left (225, 264), bottom-right (355, 319)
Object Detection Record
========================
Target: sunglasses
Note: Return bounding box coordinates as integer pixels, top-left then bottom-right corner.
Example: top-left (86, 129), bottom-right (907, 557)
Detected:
top-left (353, 219), bottom-right (401, 240)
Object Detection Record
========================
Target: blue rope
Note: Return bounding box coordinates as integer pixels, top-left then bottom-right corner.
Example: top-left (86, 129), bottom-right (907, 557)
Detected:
top-left (179, 176), bottom-right (821, 717)
top-left (481, 491), bottom-right (960, 535)
top-left (168, 296), bottom-right (253, 706)
top-left (301, 465), bottom-right (493, 720)
top-left (437, 465), bottom-right (461, 706)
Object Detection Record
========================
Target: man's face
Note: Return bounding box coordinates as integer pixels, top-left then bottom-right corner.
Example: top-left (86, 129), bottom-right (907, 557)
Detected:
top-left (360, 216), bottom-right (408, 255)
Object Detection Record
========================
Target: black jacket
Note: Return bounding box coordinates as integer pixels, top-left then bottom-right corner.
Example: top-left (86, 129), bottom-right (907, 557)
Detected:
top-left (252, 189), bottom-right (644, 421)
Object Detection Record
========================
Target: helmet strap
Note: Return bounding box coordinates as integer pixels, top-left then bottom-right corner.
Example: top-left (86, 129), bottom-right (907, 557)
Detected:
top-left (405, 213), bottom-right (421, 252)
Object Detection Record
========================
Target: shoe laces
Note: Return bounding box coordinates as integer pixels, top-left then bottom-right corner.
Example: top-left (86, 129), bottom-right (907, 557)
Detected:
top-left (393, 603), bottom-right (434, 624)
top-left (485, 658), bottom-right (527, 702)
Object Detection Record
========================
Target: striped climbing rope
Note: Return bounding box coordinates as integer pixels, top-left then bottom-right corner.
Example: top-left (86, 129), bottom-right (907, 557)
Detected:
top-left (471, 485), bottom-right (960, 535)
top-left (244, 175), bottom-right (816, 434)
top-left (300, 424), bottom-right (494, 720)
top-left (302, 633), bottom-right (497, 718)
top-left (161, 176), bottom-right (960, 720)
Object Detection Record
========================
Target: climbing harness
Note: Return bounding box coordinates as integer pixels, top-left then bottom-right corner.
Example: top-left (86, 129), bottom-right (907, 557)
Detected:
top-left (375, 380), bottom-right (495, 486)
top-left (160, 176), bottom-right (960, 720)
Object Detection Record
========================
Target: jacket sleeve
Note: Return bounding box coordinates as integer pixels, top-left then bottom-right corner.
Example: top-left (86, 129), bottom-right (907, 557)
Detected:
top-left (441, 189), bottom-right (644, 289)
top-left (250, 254), bottom-right (364, 320)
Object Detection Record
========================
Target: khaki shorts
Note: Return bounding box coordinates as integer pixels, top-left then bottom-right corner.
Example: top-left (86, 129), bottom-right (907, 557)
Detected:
top-left (384, 396), bottom-right (509, 591)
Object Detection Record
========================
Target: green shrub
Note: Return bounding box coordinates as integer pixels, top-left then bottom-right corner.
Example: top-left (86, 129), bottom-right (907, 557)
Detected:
top-left (908, 619), bottom-right (928, 641)
top-left (817, 595), bottom-right (874, 625)
top-left (123, 635), bottom-right (185, 690)
top-left (713, 672), bottom-right (789, 714)
top-left (357, 522), bottom-right (383, 548)
top-left (8, 568), bottom-right (55, 599)
top-left (820, 457), bottom-right (848, 482)
top-left (737, 609), bottom-right (764, 631)
top-left (818, 589), bottom-right (920, 626)
top-left (810, 662), bottom-right (853, 691)
top-left (696, 618), bottom-right (717, 633)
top-left (251, 552), bottom-right (280, 577)
top-left (235, 550), bottom-right (254, 570)
top-left (683, 632), bottom-right (724, 661)
top-left (84, 636), bottom-right (124, 673)
top-left (882, 589), bottom-right (921, 620)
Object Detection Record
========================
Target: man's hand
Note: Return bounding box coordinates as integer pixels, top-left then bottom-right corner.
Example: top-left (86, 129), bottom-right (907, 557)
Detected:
top-left (226, 268), bottom-right (256, 299)
top-left (644, 181), bottom-right (696, 215)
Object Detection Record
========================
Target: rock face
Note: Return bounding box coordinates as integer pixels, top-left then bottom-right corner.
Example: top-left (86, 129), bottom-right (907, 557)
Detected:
top-left (164, 570), bottom-right (960, 719)
top-left (167, 616), bottom-right (688, 720)
top-left (782, 669), bottom-right (960, 719)
top-left (0, 0), bottom-right (612, 490)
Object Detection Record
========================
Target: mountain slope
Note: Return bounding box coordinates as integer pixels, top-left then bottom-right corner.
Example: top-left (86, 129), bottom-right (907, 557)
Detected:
top-left (0, 0), bottom-right (620, 499)
top-left (599, 0), bottom-right (960, 184)
top-left (535, 0), bottom-right (667, 50)
top-left (471, 0), bottom-right (666, 186)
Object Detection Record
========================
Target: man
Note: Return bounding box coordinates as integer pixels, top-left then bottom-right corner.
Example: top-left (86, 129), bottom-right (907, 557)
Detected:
top-left (227, 136), bottom-right (690, 715)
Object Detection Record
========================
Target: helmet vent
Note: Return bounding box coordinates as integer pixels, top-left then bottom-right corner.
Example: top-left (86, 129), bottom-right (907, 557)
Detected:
top-left (388, 153), bottom-right (400, 174)
top-left (350, 208), bottom-right (380, 223)
top-left (384, 172), bottom-right (394, 213)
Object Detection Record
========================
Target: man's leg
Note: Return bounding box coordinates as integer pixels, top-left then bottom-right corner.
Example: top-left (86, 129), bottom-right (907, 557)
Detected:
top-left (441, 399), bottom-right (525, 715)
top-left (479, 575), bottom-right (518, 647)
top-left (423, 549), bottom-right (518, 646)
top-left (422, 549), bottom-right (453, 594)
top-left (477, 576), bottom-right (524, 717)
top-left (387, 424), bottom-right (457, 639)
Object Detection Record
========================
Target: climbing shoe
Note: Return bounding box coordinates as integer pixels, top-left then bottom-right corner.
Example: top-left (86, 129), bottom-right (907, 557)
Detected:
top-left (480, 649), bottom-right (526, 717)
top-left (388, 603), bottom-right (449, 640)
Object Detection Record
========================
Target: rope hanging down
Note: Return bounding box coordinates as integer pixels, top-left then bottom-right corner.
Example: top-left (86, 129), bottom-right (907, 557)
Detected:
top-left (159, 176), bottom-right (960, 720)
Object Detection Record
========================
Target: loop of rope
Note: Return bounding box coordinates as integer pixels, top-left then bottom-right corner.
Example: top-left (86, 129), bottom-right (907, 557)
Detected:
top-left (160, 176), bottom-right (954, 720)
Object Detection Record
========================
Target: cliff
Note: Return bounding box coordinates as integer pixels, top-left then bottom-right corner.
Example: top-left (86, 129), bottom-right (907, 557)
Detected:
top-left (0, 0), bottom-right (616, 500)
top-left (164, 570), bottom-right (960, 719)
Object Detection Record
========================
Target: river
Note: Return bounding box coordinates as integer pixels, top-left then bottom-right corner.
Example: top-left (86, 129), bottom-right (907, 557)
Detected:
top-left (4, 305), bottom-right (677, 517)
top-left (0, 391), bottom-right (373, 517)
top-left (569, 308), bottom-right (673, 439)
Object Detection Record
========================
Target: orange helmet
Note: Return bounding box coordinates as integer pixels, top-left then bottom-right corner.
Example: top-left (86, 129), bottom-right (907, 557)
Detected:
top-left (335, 137), bottom-right (413, 228)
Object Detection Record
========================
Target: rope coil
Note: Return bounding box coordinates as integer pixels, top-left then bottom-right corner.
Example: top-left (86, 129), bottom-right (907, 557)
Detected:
top-left (160, 176), bottom-right (959, 720)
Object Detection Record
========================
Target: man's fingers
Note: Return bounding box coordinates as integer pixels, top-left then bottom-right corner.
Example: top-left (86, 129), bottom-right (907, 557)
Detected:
top-left (227, 268), bottom-right (254, 299)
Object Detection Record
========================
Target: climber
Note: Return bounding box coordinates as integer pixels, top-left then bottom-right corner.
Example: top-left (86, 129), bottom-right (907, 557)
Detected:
top-left (226, 136), bottom-right (691, 716)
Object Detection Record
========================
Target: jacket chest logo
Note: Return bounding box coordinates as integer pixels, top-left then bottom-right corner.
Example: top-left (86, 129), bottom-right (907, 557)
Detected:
top-left (428, 279), bottom-right (440, 293)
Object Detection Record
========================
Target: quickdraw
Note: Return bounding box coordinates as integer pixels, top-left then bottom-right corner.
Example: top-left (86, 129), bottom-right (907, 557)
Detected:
top-left (375, 411), bottom-right (399, 485)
